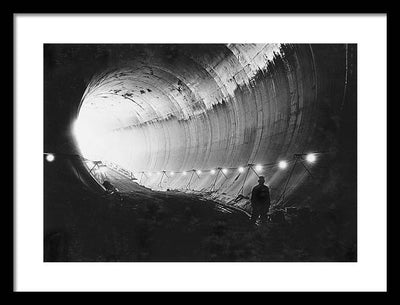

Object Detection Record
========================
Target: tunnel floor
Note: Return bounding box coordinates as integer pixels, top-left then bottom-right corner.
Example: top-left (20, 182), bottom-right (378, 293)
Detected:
top-left (44, 165), bottom-right (356, 262)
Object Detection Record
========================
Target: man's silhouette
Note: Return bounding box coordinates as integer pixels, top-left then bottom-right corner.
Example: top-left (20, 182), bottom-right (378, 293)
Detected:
top-left (250, 176), bottom-right (270, 225)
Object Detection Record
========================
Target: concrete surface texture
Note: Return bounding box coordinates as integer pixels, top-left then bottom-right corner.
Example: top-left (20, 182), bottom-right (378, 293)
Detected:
top-left (73, 44), bottom-right (356, 210)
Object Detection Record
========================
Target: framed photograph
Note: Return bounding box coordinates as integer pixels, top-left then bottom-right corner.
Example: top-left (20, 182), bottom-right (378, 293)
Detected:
top-left (14, 13), bottom-right (387, 292)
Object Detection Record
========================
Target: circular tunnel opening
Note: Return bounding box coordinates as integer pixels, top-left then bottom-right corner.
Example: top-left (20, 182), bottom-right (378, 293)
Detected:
top-left (72, 43), bottom-right (354, 210)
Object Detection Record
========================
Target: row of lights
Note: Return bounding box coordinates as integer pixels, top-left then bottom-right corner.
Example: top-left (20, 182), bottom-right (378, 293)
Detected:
top-left (45, 152), bottom-right (318, 175)
top-left (142, 153), bottom-right (316, 177)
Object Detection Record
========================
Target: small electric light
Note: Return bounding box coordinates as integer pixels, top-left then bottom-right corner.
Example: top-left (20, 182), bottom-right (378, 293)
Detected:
top-left (222, 168), bottom-right (228, 174)
top-left (255, 164), bottom-right (262, 171)
top-left (46, 154), bottom-right (55, 162)
top-left (148, 172), bottom-right (152, 177)
top-left (182, 171), bottom-right (187, 176)
top-left (238, 167), bottom-right (244, 173)
top-left (306, 153), bottom-right (316, 163)
top-left (210, 169), bottom-right (216, 175)
top-left (278, 160), bottom-right (288, 169)
top-left (196, 170), bottom-right (202, 175)
top-left (170, 172), bottom-right (175, 176)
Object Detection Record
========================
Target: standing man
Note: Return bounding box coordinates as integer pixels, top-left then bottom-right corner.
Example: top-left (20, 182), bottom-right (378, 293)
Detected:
top-left (250, 176), bottom-right (271, 225)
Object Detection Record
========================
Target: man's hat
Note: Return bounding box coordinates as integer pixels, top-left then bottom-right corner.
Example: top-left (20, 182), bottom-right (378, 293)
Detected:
top-left (258, 176), bottom-right (265, 181)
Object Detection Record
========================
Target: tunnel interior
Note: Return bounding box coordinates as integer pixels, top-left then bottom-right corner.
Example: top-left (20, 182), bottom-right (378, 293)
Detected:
top-left (70, 44), bottom-right (356, 211)
top-left (44, 43), bottom-right (357, 262)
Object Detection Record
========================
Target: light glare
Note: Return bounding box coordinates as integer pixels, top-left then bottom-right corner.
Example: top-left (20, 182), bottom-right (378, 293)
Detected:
top-left (238, 167), bottom-right (244, 173)
top-left (255, 164), bottom-right (262, 171)
top-left (46, 154), bottom-right (55, 162)
top-left (278, 160), bottom-right (288, 169)
top-left (306, 153), bottom-right (317, 163)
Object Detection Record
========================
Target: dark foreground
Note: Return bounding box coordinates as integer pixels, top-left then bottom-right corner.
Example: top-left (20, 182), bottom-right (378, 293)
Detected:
top-left (44, 175), bottom-right (356, 262)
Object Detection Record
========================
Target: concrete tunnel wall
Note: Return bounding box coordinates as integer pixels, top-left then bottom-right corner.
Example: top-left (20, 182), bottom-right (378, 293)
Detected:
top-left (73, 44), bottom-right (356, 211)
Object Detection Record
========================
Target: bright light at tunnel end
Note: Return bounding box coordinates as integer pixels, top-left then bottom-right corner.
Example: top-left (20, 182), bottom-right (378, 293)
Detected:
top-left (72, 116), bottom-right (113, 163)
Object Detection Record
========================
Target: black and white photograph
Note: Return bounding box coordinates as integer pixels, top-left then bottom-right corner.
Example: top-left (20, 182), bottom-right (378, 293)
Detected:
top-left (14, 14), bottom-right (387, 292)
top-left (44, 43), bottom-right (357, 262)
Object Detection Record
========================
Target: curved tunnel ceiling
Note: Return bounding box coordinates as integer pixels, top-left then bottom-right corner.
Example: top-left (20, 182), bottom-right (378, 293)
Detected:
top-left (73, 44), bottom-right (353, 207)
